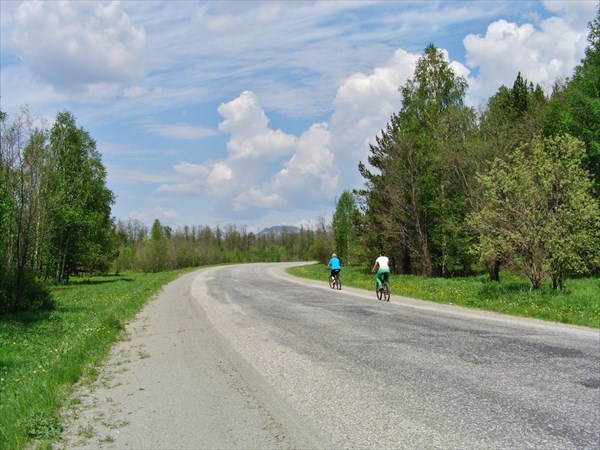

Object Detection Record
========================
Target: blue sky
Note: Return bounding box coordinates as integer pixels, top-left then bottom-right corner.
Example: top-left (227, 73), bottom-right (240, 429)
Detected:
top-left (1, 1), bottom-right (596, 233)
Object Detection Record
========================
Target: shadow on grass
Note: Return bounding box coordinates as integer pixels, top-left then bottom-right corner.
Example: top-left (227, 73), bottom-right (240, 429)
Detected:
top-left (1, 277), bottom-right (135, 324)
top-left (68, 276), bottom-right (134, 286)
top-left (0, 308), bottom-right (52, 325)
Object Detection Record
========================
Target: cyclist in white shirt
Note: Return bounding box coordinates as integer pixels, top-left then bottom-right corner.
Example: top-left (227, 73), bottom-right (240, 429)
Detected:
top-left (372, 251), bottom-right (390, 291)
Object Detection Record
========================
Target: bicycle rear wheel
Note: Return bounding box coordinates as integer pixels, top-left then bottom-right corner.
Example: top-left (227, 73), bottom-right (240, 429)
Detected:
top-left (383, 282), bottom-right (390, 301)
top-left (376, 283), bottom-right (383, 300)
top-left (336, 276), bottom-right (342, 290)
top-left (329, 276), bottom-right (335, 289)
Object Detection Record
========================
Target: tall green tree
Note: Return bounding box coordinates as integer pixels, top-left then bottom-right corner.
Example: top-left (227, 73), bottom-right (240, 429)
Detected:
top-left (140, 218), bottom-right (169, 272)
top-left (332, 190), bottom-right (360, 265)
top-left (359, 44), bottom-right (476, 276)
top-left (47, 111), bottom-right (115, 283)
top-left (469, 134), bottom-right (599, 290)
top-left (477, 73), bottom-right (548, 280)
top-left (544, 7), bottom-right (600, 195)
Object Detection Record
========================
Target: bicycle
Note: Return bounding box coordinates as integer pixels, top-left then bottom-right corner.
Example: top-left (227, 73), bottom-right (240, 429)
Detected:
top-left (329, 271), bottom-right (342, 290)
top-left (376, 280), bottom-right (390, 301)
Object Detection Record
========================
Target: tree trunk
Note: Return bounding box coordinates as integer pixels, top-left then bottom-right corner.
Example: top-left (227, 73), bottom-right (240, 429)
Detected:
top-left (486, 259), bottom-right (500, 281)
top-left (400, 244), bottom-right (412, 274)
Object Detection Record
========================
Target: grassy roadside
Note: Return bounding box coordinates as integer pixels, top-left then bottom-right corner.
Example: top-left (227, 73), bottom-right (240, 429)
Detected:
top-left (0, 268), bottom-right (196, 450)
top-left (288, 263), bottom-right (600, 328)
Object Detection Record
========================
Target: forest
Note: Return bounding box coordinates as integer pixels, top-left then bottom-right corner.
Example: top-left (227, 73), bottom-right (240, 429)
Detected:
top-left (1, 10), bottom-right (598, 314)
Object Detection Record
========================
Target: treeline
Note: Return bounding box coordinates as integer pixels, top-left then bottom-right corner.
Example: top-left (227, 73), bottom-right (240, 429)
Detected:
top-left (332, 12), bottom-right (599, 291)
top-left (112, 218), bottom-right (328, 273)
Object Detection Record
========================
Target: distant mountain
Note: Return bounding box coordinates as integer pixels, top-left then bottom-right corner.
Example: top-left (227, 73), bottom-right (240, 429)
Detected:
top-left (258, 225), bottom-right (301, 236)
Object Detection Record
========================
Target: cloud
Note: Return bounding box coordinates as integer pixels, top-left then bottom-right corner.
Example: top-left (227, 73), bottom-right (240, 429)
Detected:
top-left (464, 8), bottom-right (589, 104)
top-left (174, 162), bottom-right (208, 177)
top-left (273, 122), bottom-right (336, 200)
top-left (122, 85), bottom-right (163, 99)
top-left (160, 91), bottom-right (336, 217)
top-left (0, 66), bottom-right (66, 114)
top-left (12, 1), bottom-right (145, 94)
top-left (143, 122), bottom-right (217, 140)
top-left (542, 0), bottom-right (597, 28)
top-left (329, 48), bottom-right (421, 189)
top-left (156, 182), bottom-right (202, 194)
top-left (232, 188), bottom-right (281, 212)
top-left (153, 207), bottom-right (177, 220)
top-left (207, 163), bottom-right (233, 184)
top-left (217, 91), bottom-right (296, 160)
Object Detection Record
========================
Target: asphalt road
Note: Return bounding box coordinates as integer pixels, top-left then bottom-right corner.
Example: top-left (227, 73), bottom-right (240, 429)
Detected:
top-left (57, 262), bottom-right (600, 449)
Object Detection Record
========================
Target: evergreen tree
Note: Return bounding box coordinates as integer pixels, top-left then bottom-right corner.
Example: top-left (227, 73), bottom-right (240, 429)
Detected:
top-left (359, 44), bottom-right (476, 276)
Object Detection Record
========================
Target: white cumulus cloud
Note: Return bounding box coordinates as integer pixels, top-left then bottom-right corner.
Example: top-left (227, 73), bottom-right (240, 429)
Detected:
top-left (329, 48), bottom-right (421, 189)
top-left (217, 91), bottom-right (296, 160)
top-left (12, 1), bottom-right (145, 94)
top-left (163, 90), bottom-right (337, 217)
top-left (464, 11), bottom-right (588, 104)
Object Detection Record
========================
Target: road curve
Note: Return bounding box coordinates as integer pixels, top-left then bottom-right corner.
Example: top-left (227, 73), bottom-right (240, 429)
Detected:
top-left (57, 262), bottom-right (600, 449)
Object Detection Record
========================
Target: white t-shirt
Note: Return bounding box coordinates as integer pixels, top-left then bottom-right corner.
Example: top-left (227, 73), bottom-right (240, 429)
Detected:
top-left (376, 256), bottom-right (389, 270)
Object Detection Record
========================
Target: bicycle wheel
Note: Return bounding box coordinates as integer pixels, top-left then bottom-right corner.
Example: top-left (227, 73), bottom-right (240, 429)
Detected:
top-left (336, 276), bottom-right (342, 290)
top-left (383, 282), bottom-right (390, 301)
top-left (329, 276), bottom-right (335, 289)
top-left (376, 282), bottom-right (383, 300)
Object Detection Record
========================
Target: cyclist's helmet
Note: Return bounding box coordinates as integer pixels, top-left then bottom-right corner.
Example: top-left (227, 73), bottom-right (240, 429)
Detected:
top-left (332, 253), bottom-right (337, 258)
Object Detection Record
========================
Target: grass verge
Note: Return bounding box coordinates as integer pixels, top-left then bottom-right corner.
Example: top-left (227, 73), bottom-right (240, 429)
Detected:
top-left (0, 269), bottom-right (194, 450)
top-left (288, 263), bottom-right (599, 328)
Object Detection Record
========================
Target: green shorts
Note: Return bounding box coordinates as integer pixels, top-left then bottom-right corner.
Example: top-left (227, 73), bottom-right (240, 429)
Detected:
top-left (376, 268), bottom-right (390, 285)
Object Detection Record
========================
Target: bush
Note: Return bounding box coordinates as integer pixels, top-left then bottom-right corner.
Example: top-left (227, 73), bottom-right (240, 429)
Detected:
top-left (0, 269), bottom-right (54, 314)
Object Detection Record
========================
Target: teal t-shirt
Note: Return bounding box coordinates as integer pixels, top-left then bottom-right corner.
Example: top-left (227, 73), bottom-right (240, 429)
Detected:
top-left (328, 257), bottom-right (341, 270)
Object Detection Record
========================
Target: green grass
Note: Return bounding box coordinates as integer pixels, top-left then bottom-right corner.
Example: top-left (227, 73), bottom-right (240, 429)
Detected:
top-left (289, 264), bottom-right (600, 328)
top-left (0, 269), bottom-right (194, 450)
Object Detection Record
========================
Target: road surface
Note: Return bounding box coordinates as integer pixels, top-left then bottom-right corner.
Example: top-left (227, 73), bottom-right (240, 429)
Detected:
top-left (57, 263), bottom-right (600, 449)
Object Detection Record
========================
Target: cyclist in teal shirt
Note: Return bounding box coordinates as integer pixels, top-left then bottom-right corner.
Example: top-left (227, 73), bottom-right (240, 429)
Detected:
top-left (327, 253), bottom-right (341, 279)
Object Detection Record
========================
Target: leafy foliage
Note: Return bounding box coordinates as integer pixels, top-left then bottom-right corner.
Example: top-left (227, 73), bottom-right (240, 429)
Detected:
top-left (470, 134), bottom-right (600, 290)
top-left (357, 16), bottom-right (598, 291)
top-left (0, 109), bottom-right (115, 312)
top-left (46, 111), bottom-right (115, 284)
top-left (332, 191), bottom-right (360, 264)
top-left (358, 44), bottom-right (477, 276)
top-left (544, 7), bottom-right (600, 194)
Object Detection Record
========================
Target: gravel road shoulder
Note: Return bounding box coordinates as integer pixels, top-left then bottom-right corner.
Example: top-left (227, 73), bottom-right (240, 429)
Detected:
top-left (54, 267), bottom-right (330, 449)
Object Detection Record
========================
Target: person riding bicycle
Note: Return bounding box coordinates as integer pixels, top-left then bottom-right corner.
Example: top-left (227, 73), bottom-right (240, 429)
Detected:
top-left (327, 253), bottom-right (341, 280)
top-left (372, 251), bottom-right (390, 291)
